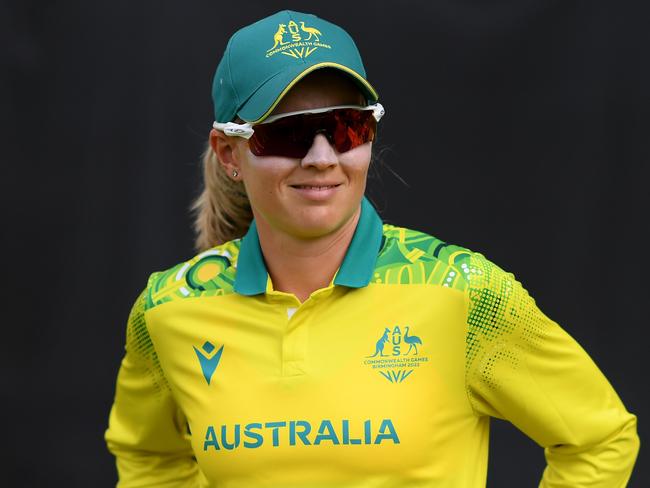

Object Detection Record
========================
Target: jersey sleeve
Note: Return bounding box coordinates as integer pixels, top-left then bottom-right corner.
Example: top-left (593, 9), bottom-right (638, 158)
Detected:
top-left (105, 284), bottom-right (203, 488)
top-left (462, 253), bottom-right (639, 487)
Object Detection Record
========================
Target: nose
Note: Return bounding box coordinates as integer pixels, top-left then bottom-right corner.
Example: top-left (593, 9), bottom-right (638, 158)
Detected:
top-left (300, 133), bottom-right (338, 170)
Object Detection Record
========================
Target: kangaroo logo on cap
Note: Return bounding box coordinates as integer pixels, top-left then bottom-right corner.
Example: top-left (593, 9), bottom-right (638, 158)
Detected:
top-left (266, 20), bottom-right (332, 59)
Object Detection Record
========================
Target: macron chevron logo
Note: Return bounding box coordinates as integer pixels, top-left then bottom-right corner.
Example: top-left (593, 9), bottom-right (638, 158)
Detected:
top-left (193, 341), bottom-right (224, 385)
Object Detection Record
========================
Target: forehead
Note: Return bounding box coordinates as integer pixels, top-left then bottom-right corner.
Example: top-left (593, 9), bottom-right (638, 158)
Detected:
top-left (272, 70), bottom-right (365, 115)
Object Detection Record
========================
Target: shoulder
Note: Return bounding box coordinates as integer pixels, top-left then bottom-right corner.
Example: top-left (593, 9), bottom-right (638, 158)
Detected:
top-left (376, 224), bottom-right (485, 291)
top-left (377, 224), bottom-right (517, 292)
top-left (380, 226), bottom-right (548, 365)
top-left (142, 239), bottom-right (243, 312)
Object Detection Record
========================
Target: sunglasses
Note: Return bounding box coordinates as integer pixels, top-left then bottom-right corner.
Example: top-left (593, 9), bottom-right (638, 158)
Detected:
top-left (213, 103), bottom-right (385, 158)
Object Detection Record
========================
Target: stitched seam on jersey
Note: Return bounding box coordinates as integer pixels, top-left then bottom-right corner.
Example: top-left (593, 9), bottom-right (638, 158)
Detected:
top-left (142, 292), bottom-right (243, 318)
top-left (463, 254), bottom-right (508, 418)
top-left (147, 287), bottom-right (239, 311)
top-left (365, 282), bottom-right (467, 293)
top-left (461, 290), bottom-right (483, 418)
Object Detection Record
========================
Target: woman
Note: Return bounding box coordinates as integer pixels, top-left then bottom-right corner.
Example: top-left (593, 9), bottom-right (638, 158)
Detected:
top-left (105, 10), bottom-right (639, 487)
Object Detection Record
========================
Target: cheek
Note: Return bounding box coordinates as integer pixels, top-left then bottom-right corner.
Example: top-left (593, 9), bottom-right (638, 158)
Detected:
top-left (239, 153), bottom-right (295, 198)
top-left (340, 143), bottom-right (372, 179)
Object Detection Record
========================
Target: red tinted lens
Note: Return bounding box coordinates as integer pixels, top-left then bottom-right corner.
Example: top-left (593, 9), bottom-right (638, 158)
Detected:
top-left (332, 108), bottom-right (376, 153)
top-left (248, 108), bottom-right (376, 158)
top-left (248, 114), bottom-right (314, 158)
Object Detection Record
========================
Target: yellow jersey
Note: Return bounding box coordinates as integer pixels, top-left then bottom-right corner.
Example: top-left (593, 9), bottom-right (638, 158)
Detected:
top-left (105, 198), bottom-right (639, 487)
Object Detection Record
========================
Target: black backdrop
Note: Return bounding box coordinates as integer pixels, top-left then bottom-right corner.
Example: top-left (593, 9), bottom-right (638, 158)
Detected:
top-left (3, 0), bottom-right (648, 486)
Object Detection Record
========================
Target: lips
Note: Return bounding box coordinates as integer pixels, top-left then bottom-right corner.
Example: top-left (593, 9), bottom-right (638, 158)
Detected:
top-left (291, 184), bottom-right (341, 190)
top-left (289, 182), bottom-right (342, 201)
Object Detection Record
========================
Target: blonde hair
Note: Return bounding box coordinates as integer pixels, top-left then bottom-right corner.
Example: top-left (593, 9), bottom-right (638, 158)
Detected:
top-left (191, 143), bottom-right (252, 251)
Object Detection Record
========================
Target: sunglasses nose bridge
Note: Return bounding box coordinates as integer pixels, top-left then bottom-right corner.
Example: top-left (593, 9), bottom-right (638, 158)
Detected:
top-left (300, 132), bottom-right (339, 168)
top-left (312, 128), bottom-right (335, 146)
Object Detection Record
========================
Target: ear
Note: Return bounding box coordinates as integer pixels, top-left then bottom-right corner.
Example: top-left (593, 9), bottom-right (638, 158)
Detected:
top-left (210, 128), bottom-right (243, 180)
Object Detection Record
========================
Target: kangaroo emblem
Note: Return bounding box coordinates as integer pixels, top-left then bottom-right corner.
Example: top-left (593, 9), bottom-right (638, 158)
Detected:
top-left (299, 22), bottom-right (322, 41)
top-left (367, 328), bottom-right (391, 357)
top-left (267, 24), bottom-right (288, 51)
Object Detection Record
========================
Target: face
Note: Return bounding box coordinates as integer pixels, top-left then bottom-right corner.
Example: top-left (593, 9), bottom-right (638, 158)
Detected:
top-left (212, 70), bottom-right (371, 240)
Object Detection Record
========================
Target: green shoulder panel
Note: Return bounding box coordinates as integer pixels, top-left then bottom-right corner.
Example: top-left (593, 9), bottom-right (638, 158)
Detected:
top-left (144, 240), bottom-right (242, 311)
top-left (127, 240), bottom-right (242, 396)
top-left (373, 225), bottom-right (471, 291)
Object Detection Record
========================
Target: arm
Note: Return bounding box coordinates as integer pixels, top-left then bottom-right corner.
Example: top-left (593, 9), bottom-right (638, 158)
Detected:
top-left (462, 253), bottom-right (639, 487)
top-left (105, 288), bottom-right (202, 488)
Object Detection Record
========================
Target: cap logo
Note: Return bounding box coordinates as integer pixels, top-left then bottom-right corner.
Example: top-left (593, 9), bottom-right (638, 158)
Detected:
top-left (266, 20), bottom-right (332, 59)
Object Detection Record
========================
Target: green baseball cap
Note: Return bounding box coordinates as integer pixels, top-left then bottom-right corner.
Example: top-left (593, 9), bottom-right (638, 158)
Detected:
top-left (212, 10), bottom-right (379, 124)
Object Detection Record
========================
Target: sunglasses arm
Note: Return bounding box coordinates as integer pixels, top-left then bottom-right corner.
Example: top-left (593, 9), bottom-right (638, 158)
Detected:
top-left (212, 121), bottom-right (255, 140)
top-left (371, 103), bottom-right (385, 122)
top-left (212, 102), bottom-right (385, 139)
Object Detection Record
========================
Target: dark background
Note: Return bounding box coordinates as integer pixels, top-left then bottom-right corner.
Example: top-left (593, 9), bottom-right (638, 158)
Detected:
top-left (3, 0), bottom-right (648, 486)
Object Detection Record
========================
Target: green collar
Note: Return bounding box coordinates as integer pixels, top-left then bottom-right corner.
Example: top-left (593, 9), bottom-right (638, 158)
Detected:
top-left (234, 197), bottom-right (384, 296)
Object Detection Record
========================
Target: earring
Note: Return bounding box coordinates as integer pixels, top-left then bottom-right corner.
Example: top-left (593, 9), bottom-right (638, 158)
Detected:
top-left (232, 170), bottom-right (239, 178)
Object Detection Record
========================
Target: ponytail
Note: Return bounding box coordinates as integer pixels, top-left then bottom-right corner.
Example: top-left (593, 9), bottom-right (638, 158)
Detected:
top-left (191, 143), bottom-right (253, 251)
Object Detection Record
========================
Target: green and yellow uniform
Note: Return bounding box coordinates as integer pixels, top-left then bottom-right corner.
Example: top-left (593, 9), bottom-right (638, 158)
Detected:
top-left (106, 198), bottom-right (639, 487)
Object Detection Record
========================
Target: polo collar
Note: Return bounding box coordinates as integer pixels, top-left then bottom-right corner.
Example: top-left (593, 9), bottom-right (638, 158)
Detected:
top-left (234, 197), bottom-right (384, 296)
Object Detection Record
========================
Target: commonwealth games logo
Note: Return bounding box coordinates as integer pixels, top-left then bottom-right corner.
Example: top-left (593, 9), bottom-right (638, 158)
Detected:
top-left (266, 20), bottom-right (332, 59)
top-left (363, 326), bottom-right (429, 383)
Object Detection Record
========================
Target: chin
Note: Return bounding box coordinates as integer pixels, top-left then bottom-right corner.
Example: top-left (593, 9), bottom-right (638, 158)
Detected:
top-left (288, 217), bottom-right (342, 239)
top-left (284, 206), bottom-right (351, 239)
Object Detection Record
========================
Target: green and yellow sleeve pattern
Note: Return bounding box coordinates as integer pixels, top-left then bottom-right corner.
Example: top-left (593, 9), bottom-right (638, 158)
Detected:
top-left (105, 286), bottom-right (205, 488)
top-left (461, 253), bottom-right (640, 487)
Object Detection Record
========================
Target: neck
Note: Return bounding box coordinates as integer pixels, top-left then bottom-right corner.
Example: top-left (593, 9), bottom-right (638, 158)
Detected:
top-left (254, 207), bottom-right (361, 302)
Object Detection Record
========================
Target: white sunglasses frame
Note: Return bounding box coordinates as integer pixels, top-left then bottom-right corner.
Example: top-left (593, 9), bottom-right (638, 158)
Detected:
top-left (212, 103), bottom-right (385, 140)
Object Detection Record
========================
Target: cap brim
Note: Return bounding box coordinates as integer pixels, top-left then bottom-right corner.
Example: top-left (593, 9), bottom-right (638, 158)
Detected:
top-left (237, 62), bottom-right (379, 123)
